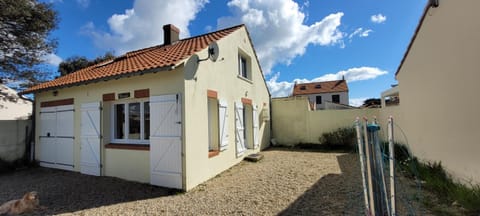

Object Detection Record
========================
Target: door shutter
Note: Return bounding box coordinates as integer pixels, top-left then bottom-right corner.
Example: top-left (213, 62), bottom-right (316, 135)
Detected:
top-left (253, 104), bottom-right (259, 149)
top-left (218, 100), bottom-right (229, 151)
top-left (80, 102), bottom-right (101, 176)
top-left (235, 102), bottom-right (245, 157)
top-left (150, 94), bottom-right (183, 189)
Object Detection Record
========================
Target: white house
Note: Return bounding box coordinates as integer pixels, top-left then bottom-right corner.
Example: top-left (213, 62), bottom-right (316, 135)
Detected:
top-left (292, 79), bottom-right (349, 110)
top-left (21, 24), bottom-right (271, 191)
top-left (0, 84), bottom-right (32, 120)
top-left (394, 0), bottom-right (480, 183)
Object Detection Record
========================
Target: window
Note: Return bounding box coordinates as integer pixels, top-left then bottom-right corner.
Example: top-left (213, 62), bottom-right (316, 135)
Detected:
top-left (114, 104), bottom-right (125, 139)
top-left (332, 94), bottom-right (340, 103)
top-left (316, 96), bottom-right (322, 104)
top-left (144, 102), bottom-right (150, 140)
top-left (243, 104), bottom-right (254, 149)
top-left (240, 56), bottom-right (247, 78)
top-left (208, 98), bottom-right (219, 152)
top-left (315, 84), bottom-right (321, 89)
top-left (238, 53), bottom-right (251, 80)
top-left (112, 100), bottom-right (149, 144)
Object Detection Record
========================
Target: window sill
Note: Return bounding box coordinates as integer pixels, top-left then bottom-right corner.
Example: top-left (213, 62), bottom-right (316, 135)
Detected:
top-left (208, 150), bottom-right (220, 158)
top-left (237, 75), bottom-right (253, 84)
top-left (106, 143), bottom-right (150, 151)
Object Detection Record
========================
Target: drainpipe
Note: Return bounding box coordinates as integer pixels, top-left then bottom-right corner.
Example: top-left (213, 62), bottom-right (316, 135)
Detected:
top-left (30, 98), bottom-right (36, 162)
top-left (269, 96), bottom-right (273, 147)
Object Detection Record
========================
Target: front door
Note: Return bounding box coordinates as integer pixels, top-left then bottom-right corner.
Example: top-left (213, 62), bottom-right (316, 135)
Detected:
top-left (149, 94), bottom-right (182, 189)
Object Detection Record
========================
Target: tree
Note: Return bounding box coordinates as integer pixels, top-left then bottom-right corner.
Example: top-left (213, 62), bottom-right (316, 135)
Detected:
top-left (0, 0), bottom-right (59, 88)
top-left (58, 52), bottom-right (115, 76)
top-left (362, 98), bottom-right (381, 108)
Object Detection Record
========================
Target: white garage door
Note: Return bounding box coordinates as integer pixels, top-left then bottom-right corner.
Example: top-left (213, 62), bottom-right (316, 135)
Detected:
top-left (39, 104), bottom-right (74, 171)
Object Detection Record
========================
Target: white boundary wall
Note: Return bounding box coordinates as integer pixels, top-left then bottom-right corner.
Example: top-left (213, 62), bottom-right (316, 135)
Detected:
top-left (272, 97), bottom-right (406, 146)
top-left (0, 120), bottom-right (32, 162)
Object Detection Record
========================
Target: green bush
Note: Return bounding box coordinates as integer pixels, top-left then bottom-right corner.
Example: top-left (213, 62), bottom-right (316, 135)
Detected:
top-left (318, 127), bottom-right (356, 149)
top-left (400, 156), bottom-right (480, 214)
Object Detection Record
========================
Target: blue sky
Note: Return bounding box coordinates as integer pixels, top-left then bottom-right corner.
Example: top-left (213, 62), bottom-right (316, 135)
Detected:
top-left (42, 0), bottom-right (427, 106)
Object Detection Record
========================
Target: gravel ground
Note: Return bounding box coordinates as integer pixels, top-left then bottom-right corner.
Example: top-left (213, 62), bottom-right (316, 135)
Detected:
top-left (0, 147), bottom-right (433, 215)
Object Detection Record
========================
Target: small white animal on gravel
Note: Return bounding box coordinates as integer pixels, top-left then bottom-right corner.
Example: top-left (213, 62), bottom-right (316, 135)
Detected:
top-left (0, 191), bottom-right (46, 215)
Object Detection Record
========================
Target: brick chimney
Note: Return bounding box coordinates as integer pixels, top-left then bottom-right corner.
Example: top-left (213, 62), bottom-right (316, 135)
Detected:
top-left (163, 24), bottom-right (180, 45)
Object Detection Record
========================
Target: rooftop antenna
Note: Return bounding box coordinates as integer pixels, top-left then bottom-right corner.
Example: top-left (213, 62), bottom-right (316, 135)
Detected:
top-left (198, 42), bottom-right (220, 63)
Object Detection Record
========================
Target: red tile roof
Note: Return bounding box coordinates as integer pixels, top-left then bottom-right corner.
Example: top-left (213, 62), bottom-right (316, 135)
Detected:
top-left (292, 80), bottom-right (348, 96)
top-left (22, 24), bottom-right (244, 94)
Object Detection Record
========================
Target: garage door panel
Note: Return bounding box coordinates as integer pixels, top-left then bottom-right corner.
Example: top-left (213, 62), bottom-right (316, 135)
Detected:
top-left (56, 138), bottom-right (74, 167)
top-left (56, 111), bottom-right (74, 137)
top-left (39, 138), bottom-right (56, 164)
top-left (40, 112), bottom-right (56, 137)
top-left (56, 105), bottom-right (74, 112)
top-left (39, 104), bottom-right (75, 172)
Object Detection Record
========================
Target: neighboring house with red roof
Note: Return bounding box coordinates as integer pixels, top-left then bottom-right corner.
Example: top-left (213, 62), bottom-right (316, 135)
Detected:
top-left (393, 0), bottom-right (480, 183)
top-left (292, 79), bottom-right (349, 110)
top-left (21, 24), bottom-right (271, 191)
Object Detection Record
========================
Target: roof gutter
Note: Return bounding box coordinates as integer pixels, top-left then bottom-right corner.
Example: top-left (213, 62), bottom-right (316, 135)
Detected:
top-left (20, 65), bottom-right (176, 95)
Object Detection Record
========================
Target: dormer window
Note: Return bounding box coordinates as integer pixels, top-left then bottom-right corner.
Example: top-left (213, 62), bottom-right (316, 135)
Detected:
top-left (300, 86), bottom-right (306, 90)
top-left (315, 84), bottom-right (321, 89)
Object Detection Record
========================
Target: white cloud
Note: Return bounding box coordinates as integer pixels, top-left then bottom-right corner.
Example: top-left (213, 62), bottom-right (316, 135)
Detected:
top-left (360, 29), bottom-right (372, 37)
top-left (266, 72), bottom-right (296, 97)
top-left (349, 98), bottom-right (368, 107)
top-left (83, 0), bottom-right (208, 54)
top-left (42, 53), bottom-right (63, 66)
top-left (76, 0), bottom-right (90, 8)
top-left (218, 0), bottom-right (345, 74)
top-left (349, 28), bottom-right (373, 39)
top-left (204, 25), bottom-right (213, 33)
top-left (267, 67), bottom-right (388, 98)
top-left (371, 14), bottom-right (387, 24)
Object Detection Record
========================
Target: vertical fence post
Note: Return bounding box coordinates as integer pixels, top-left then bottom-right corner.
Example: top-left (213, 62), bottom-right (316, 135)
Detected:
top-left (370, 123), bottom-right (390, 215)
top-left (388, 116), bottom-right (396, 216)
top-left (355, 117), bottom-right (370, 215)
top-left (363, 117), bottom-right (375, 216)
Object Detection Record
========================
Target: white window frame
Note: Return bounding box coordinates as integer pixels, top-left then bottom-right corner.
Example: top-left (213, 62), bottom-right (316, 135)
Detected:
top-left (207, 98), bottom-right (220, 151)
top-left (239, 55), bottom-right (248, 79)
top-left (237, 49), bottom-right (252, 82)
top-left (111, 99), bottom-right (150, 145)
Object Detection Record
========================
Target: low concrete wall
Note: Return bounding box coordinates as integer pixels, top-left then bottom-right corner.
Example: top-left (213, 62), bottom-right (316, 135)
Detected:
top-left (272, 97), bottom-right (380, 146)
top-left (0, 120), bottom-right (32, 162)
